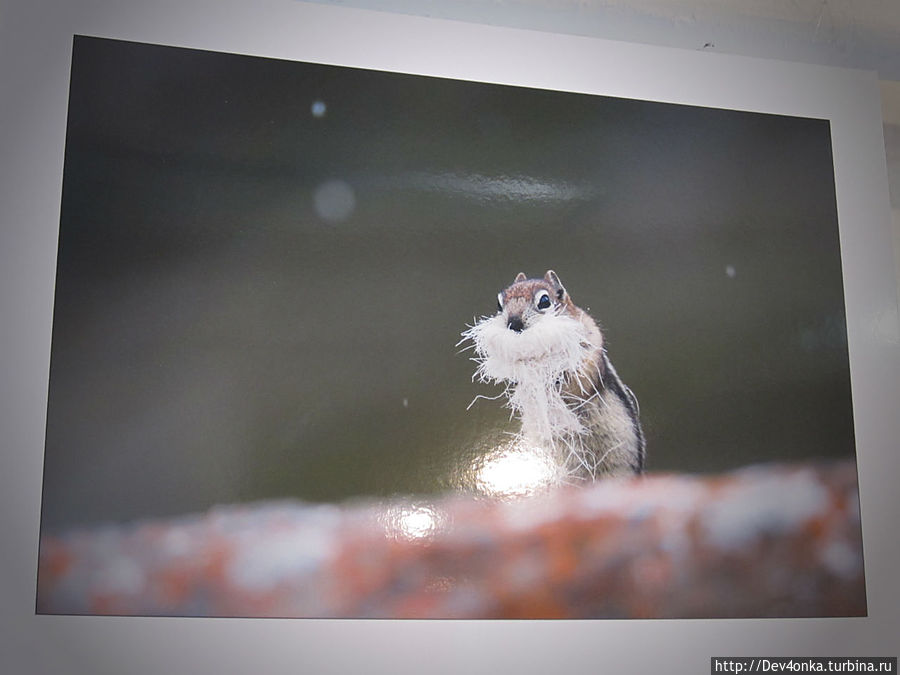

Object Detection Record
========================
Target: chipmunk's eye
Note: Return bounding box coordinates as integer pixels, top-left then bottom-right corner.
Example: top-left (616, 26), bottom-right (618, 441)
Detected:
top-left (536, 291), bottom-right (551, 310)
top-left (497, 293), bottom-right (504, 312)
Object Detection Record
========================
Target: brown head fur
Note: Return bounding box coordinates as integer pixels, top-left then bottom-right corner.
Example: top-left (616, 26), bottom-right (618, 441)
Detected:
top-left (499, 270), bottom-right (596, 337)
top-left (499, 270), bottom-right (606, 387)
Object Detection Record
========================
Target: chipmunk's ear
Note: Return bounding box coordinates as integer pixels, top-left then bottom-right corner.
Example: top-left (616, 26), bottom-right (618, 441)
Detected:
top-left (544, 270), bottom-right (567, 300)
top-left (514, 272), bottom-right (527, 283)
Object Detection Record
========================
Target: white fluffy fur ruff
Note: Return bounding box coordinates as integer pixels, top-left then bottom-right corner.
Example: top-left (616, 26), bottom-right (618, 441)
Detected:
top-left (460, 311), bottom-right (594, 447)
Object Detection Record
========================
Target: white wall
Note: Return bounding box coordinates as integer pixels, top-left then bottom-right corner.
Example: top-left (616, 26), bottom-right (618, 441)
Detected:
top-left (308, 0), bottom-right (900, 78)
top-left (882, 81), bottom-right (900, 302)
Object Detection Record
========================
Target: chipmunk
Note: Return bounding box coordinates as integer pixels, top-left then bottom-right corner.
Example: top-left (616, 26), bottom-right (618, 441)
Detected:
top-left (461, 270), bottom-right (645, 480)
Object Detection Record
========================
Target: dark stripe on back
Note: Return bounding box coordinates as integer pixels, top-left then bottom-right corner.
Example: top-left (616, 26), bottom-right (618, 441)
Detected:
top-left (599, 351), bottom-right (646, 473)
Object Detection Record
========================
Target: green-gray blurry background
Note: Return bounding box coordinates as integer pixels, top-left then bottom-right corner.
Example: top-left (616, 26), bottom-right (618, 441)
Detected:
top-left (41, 36), bottom-right (854, 532)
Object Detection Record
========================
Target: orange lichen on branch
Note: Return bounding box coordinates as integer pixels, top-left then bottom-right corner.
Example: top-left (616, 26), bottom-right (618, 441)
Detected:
top-left (36, 461), bottom-right (865, 619)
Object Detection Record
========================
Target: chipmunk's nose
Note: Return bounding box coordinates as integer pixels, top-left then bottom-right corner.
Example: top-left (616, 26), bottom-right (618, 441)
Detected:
top-left (507, 315), bottom-right (525, 333)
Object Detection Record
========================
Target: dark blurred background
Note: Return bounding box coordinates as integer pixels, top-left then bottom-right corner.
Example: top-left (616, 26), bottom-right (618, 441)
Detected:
top-left (41, 36), bottom-right (854, 532)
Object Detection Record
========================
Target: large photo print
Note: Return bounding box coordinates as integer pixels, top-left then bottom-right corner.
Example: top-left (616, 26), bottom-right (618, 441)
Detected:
top-left (37, 36), bottom-right (863, 618)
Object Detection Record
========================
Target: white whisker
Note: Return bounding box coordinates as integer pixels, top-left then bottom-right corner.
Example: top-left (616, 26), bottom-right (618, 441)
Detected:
top-left (466, 391), bottom-right (508, 410)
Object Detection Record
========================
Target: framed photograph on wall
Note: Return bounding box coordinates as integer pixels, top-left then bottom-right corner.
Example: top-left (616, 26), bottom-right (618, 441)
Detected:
top-left (2, 0), bottom-right (898, 671)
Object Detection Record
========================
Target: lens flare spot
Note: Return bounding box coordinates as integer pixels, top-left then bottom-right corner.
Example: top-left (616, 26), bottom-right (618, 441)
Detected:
top-left (313, 179), bottom-right (356, 223)
top-left (474, 440), bottom-right (559, 499)
top-left (380, 503), bottom-right (445, 542)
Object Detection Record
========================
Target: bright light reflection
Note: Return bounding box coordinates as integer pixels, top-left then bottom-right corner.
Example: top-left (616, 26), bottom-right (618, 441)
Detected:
top-left (399, 507), bottom-right (436, 539)
top-left (408, 171), bottom-right (594, 202)
top-left (381, 503), bottom-right (444, 542)
top-left (475, 439), bottom-right (559, 499)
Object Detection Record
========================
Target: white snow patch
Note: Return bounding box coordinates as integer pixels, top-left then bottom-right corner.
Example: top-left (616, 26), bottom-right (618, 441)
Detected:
top-left (92, 555), bottom-right (146, 595)
top-left (821, 539), bottom-right (862, 579)
top-left (703, 471), bottom-right (829, 551)
top-left (227, 530), bottom-right (336, 591)
top-left (162, 529), bottom-right (193, 557)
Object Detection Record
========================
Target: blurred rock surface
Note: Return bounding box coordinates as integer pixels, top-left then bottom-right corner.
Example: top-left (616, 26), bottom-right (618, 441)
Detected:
top-left (37, 460), bottom-right (865, 618)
